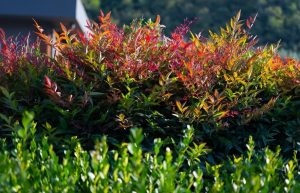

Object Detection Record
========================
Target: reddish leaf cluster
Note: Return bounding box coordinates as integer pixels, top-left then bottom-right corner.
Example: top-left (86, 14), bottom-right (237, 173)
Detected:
top-left (0, 29), bottom-right (21, 74)
top-left (32, 12), bottom-right (299, 96)
top-left (0, 29), bottom-right (54, 77)
top-left (1, 11), bottom-right (299, 114)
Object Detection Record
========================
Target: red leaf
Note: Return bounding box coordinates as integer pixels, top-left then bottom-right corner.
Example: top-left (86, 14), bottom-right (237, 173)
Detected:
top-left (44, 76), bottom-right (52, 89)
top-left (249, 16), bottom-right (253, 23)
top-left (246, 19), bottom-right (251, 29)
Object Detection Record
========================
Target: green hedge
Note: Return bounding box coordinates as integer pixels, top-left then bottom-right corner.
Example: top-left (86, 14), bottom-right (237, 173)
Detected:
top-left (1, 111), bottom-right (300, 193)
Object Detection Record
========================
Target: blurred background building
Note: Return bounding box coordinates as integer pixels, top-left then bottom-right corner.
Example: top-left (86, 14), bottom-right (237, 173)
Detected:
top-left (0, 0), bottom-right (89, 54)
top-left (0, 0), bottom-right (89, 35)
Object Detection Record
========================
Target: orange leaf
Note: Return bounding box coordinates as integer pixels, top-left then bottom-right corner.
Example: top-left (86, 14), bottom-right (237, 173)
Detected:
top-left (60, 23), bottom-right (67, 33)
top-left (155, 15), bottom-right (160, 26)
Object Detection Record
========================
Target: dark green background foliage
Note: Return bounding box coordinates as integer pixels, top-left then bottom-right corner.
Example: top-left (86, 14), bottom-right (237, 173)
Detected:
top-left (83, 0), bottom-right (300, 52)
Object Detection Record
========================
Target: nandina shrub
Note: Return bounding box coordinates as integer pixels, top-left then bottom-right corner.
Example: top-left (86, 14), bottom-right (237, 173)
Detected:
top-left (0, 11), bottom-right (300, 157)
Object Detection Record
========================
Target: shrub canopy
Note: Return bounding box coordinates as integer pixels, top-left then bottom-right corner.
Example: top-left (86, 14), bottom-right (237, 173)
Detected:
top-left (0, 12), bottom-right (300, 158)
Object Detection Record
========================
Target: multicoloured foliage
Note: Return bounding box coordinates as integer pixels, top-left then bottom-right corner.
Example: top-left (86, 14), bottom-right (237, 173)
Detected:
top-left (1, 12), bottom-right (300, 157)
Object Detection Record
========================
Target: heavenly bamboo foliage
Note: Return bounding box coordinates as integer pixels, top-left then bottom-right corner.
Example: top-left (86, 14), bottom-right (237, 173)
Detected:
top-left (32, 11), bottom-right (300, 89)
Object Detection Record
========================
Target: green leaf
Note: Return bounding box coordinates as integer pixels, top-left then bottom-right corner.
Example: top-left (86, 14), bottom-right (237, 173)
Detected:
top-left (22, 111), bottom-right (35, 130)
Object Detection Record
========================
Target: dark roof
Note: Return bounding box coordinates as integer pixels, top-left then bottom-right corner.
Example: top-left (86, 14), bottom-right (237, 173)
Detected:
top-left (0, 0), bottom-right (89, 33)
